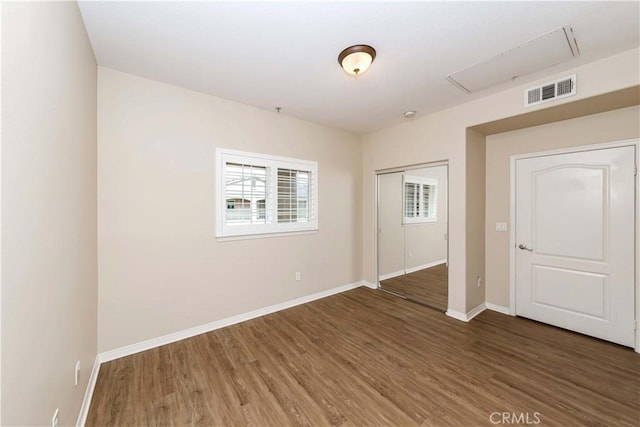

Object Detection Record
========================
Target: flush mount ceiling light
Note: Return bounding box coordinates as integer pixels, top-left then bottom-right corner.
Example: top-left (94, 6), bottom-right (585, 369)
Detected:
top-left (338, 44), bottom-right (376, 77)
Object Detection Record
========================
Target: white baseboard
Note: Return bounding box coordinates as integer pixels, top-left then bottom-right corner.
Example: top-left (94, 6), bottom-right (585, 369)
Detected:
top-left (466, 303), bottom-right (487, 321)
top-left (485, 302), bottom-right (511, 315)
top-left (99, 280), bottom-right (367, 363)
top-left (76, 355), bottom-right (101, 427)
top-left (445, 309), bottom-right (468, 322)
top-left (446, 303), bottom-right (487, 322)
top-left (362, 281), bottom-right (378, 289)
top-left (446, 302), bottom-right (515, 322)
top-left (378, 269), bottom-right (405, 281)
top-left (405, 258), bottom-right (447, 275)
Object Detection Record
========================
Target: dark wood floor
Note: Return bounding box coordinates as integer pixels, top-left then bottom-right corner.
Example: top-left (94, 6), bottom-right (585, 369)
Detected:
top-left (87, 287), bottom-right (640, 427)
top-left (381, 263), bottom-right (448, 310)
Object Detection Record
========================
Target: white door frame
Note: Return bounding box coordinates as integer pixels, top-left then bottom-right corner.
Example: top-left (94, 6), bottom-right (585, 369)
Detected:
top-left (509, 138), bottom-right (639, 352)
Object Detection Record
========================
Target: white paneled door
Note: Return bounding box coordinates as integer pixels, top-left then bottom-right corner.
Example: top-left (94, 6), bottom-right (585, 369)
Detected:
top-left (515, 145), bottom-right (636, 347)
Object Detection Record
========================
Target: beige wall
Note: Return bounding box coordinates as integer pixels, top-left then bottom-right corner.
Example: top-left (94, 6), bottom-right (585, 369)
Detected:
top-left (362, 48), bottom-right (639, 314)
top-left (1, 2), bottom-right (98, 426)
top-left (485, 105), bottom-right (640, 308)
top-left (97, 68), bottom-right (362, 352)
top-left (465, 130), bottom-right (486, 311)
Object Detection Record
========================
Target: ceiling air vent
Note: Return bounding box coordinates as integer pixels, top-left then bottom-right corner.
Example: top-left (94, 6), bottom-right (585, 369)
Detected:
top-left (525, 74), bottom-right (576, 107)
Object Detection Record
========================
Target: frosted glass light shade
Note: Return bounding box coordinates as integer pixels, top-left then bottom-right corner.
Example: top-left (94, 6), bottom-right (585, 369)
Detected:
top-left (338, 45), bottom-right (376, 77)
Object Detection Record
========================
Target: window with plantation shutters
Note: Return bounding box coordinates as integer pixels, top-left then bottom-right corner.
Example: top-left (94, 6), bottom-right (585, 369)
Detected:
top-left (404, 175), bottom-right (437, 224)
top-left (225, 163), bottom-right (268, 225)
top-left (216, 148), bottom-right (318, 238)
top-left (277, 168), bottom-right (311, 223)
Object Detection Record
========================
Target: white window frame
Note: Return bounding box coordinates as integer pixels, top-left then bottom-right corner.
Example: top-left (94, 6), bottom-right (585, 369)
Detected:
top-left (403, 175), bottom-right (438, 224)
top-left (216, 148), bottom-right (318, 239)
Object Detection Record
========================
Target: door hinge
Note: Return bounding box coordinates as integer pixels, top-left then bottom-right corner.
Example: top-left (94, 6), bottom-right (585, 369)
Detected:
top-left (635, 164), bottom-right (637, 177)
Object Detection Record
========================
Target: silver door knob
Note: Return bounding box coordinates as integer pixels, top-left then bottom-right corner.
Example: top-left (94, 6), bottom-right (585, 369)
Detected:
top-left (518, 244), bottom-right (533, 252)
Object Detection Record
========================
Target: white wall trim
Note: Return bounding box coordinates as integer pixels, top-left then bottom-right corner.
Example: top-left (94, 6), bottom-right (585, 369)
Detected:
top-left (465, 303), bottom-right (487, 321)
top-left (485, 303), bottom-right (511, 315)
top-left (445, 309), bottom-right (468, 322)
top-left (98, 281), bottom-right (367, 363)
top-left (216, 229), bottom-right (318, 242)
top-left (378, 269), bottom-right (405, 281)
top-left (405, 258), bottom-right (447, 275)
top-left (509, 138), bottom-right (640, 352)
top-left (509, 153), bottom-right (517, 316)
top-left (446, 303), bottom-right (487, 322)
top-left (362, 281), bottom-right (378, 289)
top-left (636, 140), bottom-right (640, 354)
top-left (0, 3), bottom-right (3, 421)
top-left (76, 355), bottom-right (101, 427)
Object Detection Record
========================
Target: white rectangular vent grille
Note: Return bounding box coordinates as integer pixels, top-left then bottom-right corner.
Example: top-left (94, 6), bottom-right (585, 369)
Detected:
top-left (525, 75), bottom-right (576, 107)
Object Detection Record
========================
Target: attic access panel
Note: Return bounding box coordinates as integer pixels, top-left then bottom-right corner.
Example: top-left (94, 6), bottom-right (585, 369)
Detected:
top-left (448, 26), bottom-right (579, 94)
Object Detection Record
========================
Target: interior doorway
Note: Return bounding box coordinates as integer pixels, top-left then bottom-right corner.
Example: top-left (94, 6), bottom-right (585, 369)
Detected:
top-left (377, 163), bottom-right (448, 310)
top-left (512, 142), bottom-right (637, 347)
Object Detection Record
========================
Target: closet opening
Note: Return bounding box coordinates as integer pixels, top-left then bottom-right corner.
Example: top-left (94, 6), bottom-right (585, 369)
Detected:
top-left (376, 162), bottom-right (449, 311)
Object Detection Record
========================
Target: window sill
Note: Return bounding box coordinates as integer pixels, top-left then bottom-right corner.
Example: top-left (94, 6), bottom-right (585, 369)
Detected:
top-left (216, 228), bottom-right (318, 242)
top-left (404, 218), bottom-right (438, 226)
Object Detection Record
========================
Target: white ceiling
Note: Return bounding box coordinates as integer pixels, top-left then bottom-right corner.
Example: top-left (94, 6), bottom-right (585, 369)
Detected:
top-left (78, 1), bottom-right (640, 134)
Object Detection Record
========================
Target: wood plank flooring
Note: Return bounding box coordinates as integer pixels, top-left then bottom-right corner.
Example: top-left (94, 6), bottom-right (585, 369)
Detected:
top-left (380, 263), bottom-right (448, 310)
top-left (87, 287), bottom-right (640, 427)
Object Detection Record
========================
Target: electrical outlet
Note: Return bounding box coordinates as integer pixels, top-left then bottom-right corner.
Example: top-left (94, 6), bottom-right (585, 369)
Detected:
top-left (408, 249), bottom-right (413, 257)
top-left (51, 408), bottom-right (59, 427)
top-left (477, 276), bottom-right (482, 288)
top-left (496, 222), bottom-right (508, 232)
top-left (75, 360), bottom-right (80, 386)
top-left (295, 272), bottom-right (301, 281)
